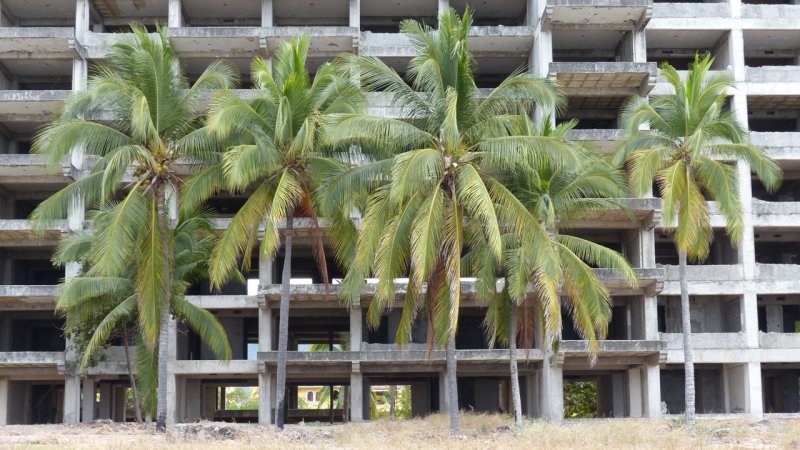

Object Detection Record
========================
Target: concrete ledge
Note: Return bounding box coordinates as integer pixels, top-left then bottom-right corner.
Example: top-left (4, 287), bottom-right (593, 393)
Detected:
top-left (185, 295), bottom-right (259, 309)
top-left (550, 62), bottom-right (657, 96)
top-left (759, 332), bottom-right (800, 349)
top-left (0, 219), bottom-right (67, 243)
top-left (361, 29), bottom-right (535, 58)
top-left (544, 0), bottom-right (652, 28)
top-left (564, 197), bottom-right (661, 229)
top-left (752, 200), bottom-right (800, 227)
top-left (0, 27), bottom-right (75, 58)
top-left (561, 339), bottom-right (665, 355)
top-left (167, 27), bottom-right (261, 57)
top-left (0, 285), bottom-right (57, 300)
top-left (171, 359), bottom-right (259, 375)
top-left (661, 332), bottom-right (747, 351)
top-left (0, 351), bottom-right (63, 367)
top-left (660, 265), bottom-right (744, 296)
top-left (742, 3), bottom-right (800, 19)
top-left (0, 89), bottom-right (70, 121)
top-left (746, 66), bottom-right (800, 85)
top-left (566, 128), bottom-right (623, 154)
top-left (752, 132), bottom-right (800, 153)
top-left (259, 349), bottom-right (544, 364)
top-left (652, 2), bottom-right (729, 18)
top-left (0, 154), bottom-right (69, 181)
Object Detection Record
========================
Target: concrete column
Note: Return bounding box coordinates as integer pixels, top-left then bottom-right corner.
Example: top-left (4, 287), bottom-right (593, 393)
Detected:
top-left (438, 371), bottom-right (448, 413)
top-left (350, 364), bottom-right (363, 422)
top-left (627, 367), bottom-right (643, 418)
top-left (0, 377), bottom-right (7, 425)
top-left (539, 358), bottom-right (563, 421)
top-left (349, 0), bottom-right (360, 29)
top-left (525, 374), bottom-right (538, 417)
top-left (437, 0), bottom-right (448, 16)
top-left (72, 57), bottom-right (87, 92)
top-left (261, 0), bottom-right (273, 27)
top-left (258, 306), bottom-right (273, 352)
top-left (643, 296), bottom-right (659, 340)
top-left (349, 307), bottom-right (362, 351)
top-left (168, 0), bottom-right (184, 28)
top-left (746, 361), bottom-right (763, 417)
top-left (75, 0), bottom-right (90, 43)
top-left (742, 292), bottom-right (760, 348)
top-left (81, 377), bottom-right (95, 423)
top-left (166, 318), bottom-right (178, 425)
top-left (165, 184), bottom-right (179, 227)
top-left (259, 254), bottom-right (273, 287)
top-left (258, 367), bottom-right (274, 424)
top-left (644, 363), bottom-right (662, 418)
top-left (64, 375), bottom-right (81, 424)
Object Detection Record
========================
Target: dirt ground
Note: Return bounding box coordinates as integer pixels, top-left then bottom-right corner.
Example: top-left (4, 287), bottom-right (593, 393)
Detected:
top-left (0, 414), bottom-right (798, 449)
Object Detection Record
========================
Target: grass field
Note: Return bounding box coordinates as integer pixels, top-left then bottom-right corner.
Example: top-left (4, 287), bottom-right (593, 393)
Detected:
top-left (0, 413), bottom-right (796, 449)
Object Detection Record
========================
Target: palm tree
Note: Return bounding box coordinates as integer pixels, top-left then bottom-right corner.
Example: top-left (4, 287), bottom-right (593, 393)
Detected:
top-left (475, 115), bottom-right (638, 426)
top-left (52, 207), bottom-right (232, 421)
top-left (181, 35), bottom-right (365, 429)
top-left (30, 24), bottom-right (235, 431)
top-left (615, 54), bottom-right (781, 425)
top-left (324, 8), bottom-right (568, 435)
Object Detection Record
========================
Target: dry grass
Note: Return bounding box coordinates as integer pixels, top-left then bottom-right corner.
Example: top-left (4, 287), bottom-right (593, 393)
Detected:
top-left (0, 413), bottom-right (798, 449)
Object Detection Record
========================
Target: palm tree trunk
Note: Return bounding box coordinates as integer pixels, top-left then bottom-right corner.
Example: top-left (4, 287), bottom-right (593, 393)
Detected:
top-left (509, 302), bottom-right (523, 426)
top-left (274, 209), bottom-right (293, 429)
top-left (679, 250), bottom-right (696, 426)
top-left (155, 184), bottom-right (173, 433)
top-left (445, 331), bottom-right (460, 436)
top-left (122, 323), bottom-right (143, 423)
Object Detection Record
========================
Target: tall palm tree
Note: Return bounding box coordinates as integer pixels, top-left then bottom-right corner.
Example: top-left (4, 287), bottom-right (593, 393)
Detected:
top-left (181, 35), bottom-right (365, 428)
top-left (30, 24), bottom-right (235, 431)
top-left (615, 54), bottom-right (781, 425)
top-left (324, 8), bottom-right (569, 435)
top-left (475, 115), bottom-right (638, 426)
top-left (53, 207), bottom-right (232, 420)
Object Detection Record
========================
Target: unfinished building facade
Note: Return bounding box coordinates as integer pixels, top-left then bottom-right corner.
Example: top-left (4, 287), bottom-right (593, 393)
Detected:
top-left (0, 0), bottom-right (799, 425)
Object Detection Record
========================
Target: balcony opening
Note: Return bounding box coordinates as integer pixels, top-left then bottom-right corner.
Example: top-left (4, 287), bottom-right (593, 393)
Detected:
top-left (0, 248), bottom-right (63, 285)
top-left (553, 30), bottom-right (633, 63)
top-left (755, 230), bottom-right (800, 264)
top-left (178, 311), bottom-right (258, 360)
top-left (753, 168), bottom-right (800, 201)
top-left (564, 297), bottom-right (646, 340)
top-left (370, 375), bottom-right (442, 418)
top-left (559, 96), bottom-right (624, 130)
top-left (563, 371), bottom-right (630, 418)
top-left (289, 313), bottom-right (350, 351)
top-left (370, 385), bottom-right (414, 419)
top-left (758, 295), bottom-right (800, 332)
top-left (6, 381), bottom-right (65, 424)
top-left (184, 57), bottom-right (252, 90)
top-left (366, 308), bottom-right (428, 347)
top-left (473, 56), bottom-right (529, 89)
top-left (181, 0), bottom-right (261, 27)
top-left (762, 366), bottom-right (800, 413)
top-left (657, 295), bottom-right (742, 333)
top-left (0, 311), bottom-right (64, 351)
top-left (748, 97), bottom-right (800, 132)
top-left (655, 230), bottom-right (739, 265)
top-left (187, 258), bottom-right (257, 295)
top-left (647, 30), bottom-right (729, 70)
top-left (0, 58), bottom-right (73, 90)
top-left (457, 377), bottom-right (513, 414)
top-left (0, 1), bottom-right (75, 27)
top-left (661, 365), bottom-right (729, 414)
top-left (743, 0), bottom-right (797, 4)
top-left (273, 248), bottom-right (347, 285)
top-left (450, 0), bottom-right (528, 26)
top-left (90, 381), bottom-right (139, 422)
top-left (455, 310), bottom-right (492, 350)
top-left (745, 51), bottom-right (797, 68)
top-left (178, 380), bottom-right (260, 423)
top-left (273, 0), bottom-right (349, 26)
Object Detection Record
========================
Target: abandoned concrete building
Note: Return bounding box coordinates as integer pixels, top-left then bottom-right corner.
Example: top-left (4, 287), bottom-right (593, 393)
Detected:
top-left (1, 0), bottom-right (800, 426)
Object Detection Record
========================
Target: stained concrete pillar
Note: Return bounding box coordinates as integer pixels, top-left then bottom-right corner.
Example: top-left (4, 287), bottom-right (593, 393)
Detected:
top-left (81, 377), bottom-right (95, 423)
top-left (262, 0), bottom-right (273, 27)
top-left (168, 0), bottom-right (184, 28)
top-left (438, 371), bottom-right (449, 413)
top-left (349, 307), bottom-right (362, 352)
top-left (644, 363), bottom-right (662, 418)
top-left (350, 363), bottom-right (363, 422)
top-left (258, 306), bottom-right (273, 352)
top-left (259, 254), bottom-right (273, 288)
top-left (64, 375), bottom-right (82, 424)
top-left (643, 296), bottom-right (659, 340)
top-left (166, 318), bottom-right (178, 425)
top-left (525, 374), bottom-right (538, 417)
top-left (747, 362), bottom-right (763, 417)
top-left (349, 0), bottom-right (360, 29)
top-left (75, 0), bottom-right (90, 43)
top-left (0, 377), bottom-right (7, 425)
top-left (742, 292), bottom-right (760, 348)
top-left (627, 367), bottom-right (643, 418)
top-left (258, 367), bottom-right (274, 424)
top-left (539, 358), bottom-right (563, 421)
top-left (72, 57), bottom-right (87, 92)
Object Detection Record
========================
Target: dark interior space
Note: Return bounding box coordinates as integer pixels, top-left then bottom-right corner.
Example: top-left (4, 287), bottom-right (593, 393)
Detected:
top-left (655, 231), bottom-right (738, 265)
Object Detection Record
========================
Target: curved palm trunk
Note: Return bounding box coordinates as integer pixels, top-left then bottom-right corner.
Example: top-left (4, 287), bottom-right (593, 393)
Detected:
top-left (445, 331), bottom-right (460, 436)
top-left (679, 250), bottom-right (696, 426)
top-left (509, 302), bottom-right (523, 426)
top-left (274, 209), bottom-right (293, 429)
top-left (155, 185), bottom-right (173, 432)
top-left (122, 323), bottom-right (143, 423)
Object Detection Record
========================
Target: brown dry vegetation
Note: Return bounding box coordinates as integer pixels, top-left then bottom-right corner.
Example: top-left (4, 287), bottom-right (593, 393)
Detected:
top-left (0, 414), bottom-right (798, 449)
